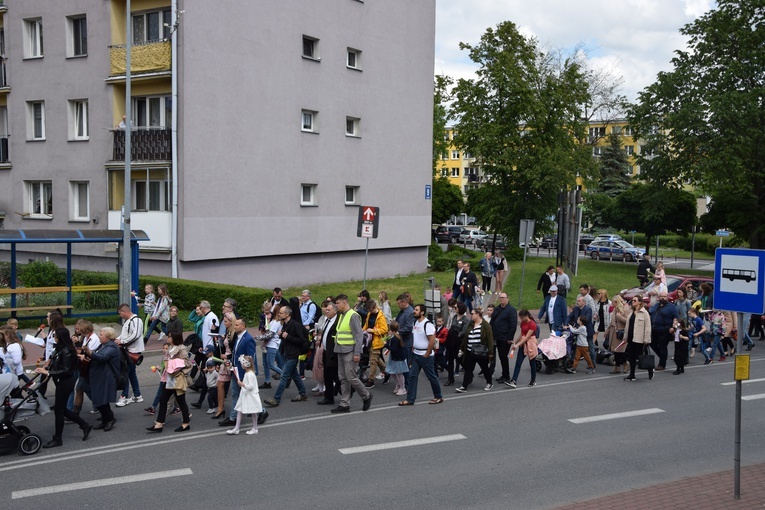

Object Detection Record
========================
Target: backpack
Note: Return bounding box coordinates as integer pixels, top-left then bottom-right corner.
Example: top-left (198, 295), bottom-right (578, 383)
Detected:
top-left (309, 301), bottom-right (322, 326)
top-left (296, 323), bottom-right (311, 355)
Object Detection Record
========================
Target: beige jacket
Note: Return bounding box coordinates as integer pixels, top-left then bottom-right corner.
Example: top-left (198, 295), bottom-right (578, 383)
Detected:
top-left (626, 308), bottom-right (651, 344)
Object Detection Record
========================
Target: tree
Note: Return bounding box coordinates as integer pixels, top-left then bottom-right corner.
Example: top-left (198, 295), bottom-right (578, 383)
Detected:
top-left (451, 21), bottom-right (597, 239)
top-left (583, 132), bottom-right (632, 228)
top-left (627, 0), bottom-right (765, 247)
top-left (608, 183), bottom-right (697, 252)
top-left (431, 75), bottom-right (464, 224)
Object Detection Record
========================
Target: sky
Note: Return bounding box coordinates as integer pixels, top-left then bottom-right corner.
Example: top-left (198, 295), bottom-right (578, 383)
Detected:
top-left (434, 0), bottom-right (716, 103)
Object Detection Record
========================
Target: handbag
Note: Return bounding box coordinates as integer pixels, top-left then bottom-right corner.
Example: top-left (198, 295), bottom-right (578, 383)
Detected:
top-left (127, 351), bottom-right (143, 366)
top-left (637, 346), bottom-right (655, 370)
top-left (468, 343), bottom-right (489, 358)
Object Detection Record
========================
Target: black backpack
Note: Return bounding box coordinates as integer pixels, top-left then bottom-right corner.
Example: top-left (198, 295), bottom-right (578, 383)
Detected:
top-left (114, 349), bottom-right (130, 391)
top-left (309, 301), bottom-right (322, 327)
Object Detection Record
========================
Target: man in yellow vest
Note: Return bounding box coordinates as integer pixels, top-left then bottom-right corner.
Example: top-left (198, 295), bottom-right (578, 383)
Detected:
top-left (331, 294), bottom-right (373, 413)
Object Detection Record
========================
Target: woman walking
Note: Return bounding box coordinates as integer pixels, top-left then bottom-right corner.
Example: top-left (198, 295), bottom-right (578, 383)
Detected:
top-left (82, 327), bottom-right (121, 431)
top-left (624, 294), bottom-right (653, 381)
top-left (508, 310), bottom-right (538, 388)
top-left (455, 307), bottom-right (494, 393)
top-left (147, 332), bottom-right (191, 433)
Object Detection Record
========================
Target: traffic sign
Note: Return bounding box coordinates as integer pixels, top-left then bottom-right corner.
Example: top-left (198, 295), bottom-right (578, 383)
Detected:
top-left (425, 184), bottom-right (432, 200)
top-left (716, 230), bottom-right (730, 237)
top-left (713, 248), bottom-right (765, 314)
top-left (356, 205), bottom-right (380, 239)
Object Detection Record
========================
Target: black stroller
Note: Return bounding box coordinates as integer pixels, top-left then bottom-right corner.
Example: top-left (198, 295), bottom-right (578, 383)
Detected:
top-left (0, 372), bottom-right (49, 456)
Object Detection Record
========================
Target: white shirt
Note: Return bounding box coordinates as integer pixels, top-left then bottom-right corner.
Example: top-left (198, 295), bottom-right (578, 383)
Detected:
top-left (320, 315), bottom-right (338, 349)
top-left (119, 314), bottom-right (145, 354)
top-left (412, 317), bottom-right (436, 355)
top-left (45, 330), bottom-right (56, 361)
top-left (267, 319), bottom-right (282, 349)
top-left (455, 268), bottom-right (463, 286)
top-left (202, 312), bottom-right (219, 349)
top-left (84, 332), bottom-right (101, 351)
top-left (547, 295), bottom-right (558, 321)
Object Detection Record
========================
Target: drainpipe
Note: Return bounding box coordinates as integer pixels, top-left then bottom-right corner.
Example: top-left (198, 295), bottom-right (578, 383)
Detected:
top-left (170, 0), bottom-right (179, 278)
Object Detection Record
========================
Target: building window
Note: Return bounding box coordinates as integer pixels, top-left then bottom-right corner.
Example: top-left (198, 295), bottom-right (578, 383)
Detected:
top-left (464, 152), bottom-right (473, 159)
top-left (132, 96), bottom-right (172, 128)
top-left (347, 48), bottom-right (361, 69)
top-left (301, 110), bottom-right (317, 133)
top-left (133, 9), bottom-right (172, 44)
top-left (451, 168), bottom-right (459, 177)
top-left (624, 145), bottom-right (634, 156)
top-left (451, 150), bottom-right (460, 160)
top-left (302, 36), bottom-right (319, 60)
top-left (441, 151), bottom-right (449, 160)
top-left (67, 15), bottom-right (87, 57)
top-left (107, 169), bottom-right (171, 212)
top-left (440, 168), bottom-right (448, 178)
top-left (23, 18), bottom-right (44, 58)
top-left (70, 181), bottom-right (89, 221)
top-left (68, 99), bottom-right (89, 140)
top-left (301, 184), bottom-right (317, 206)
top-left (345, 117), bottom-right (360, 137)
top-left (624, 126), bottom-right (634, 136)
top-left (25, 181), bottom-right (53, 218)
top-left (27, 101), bottom-right (45, 140)
top-left (592, 147), bottom-right (602, 157)
top-left (345, 186), bottom-right (359, 205)
top-left (588, 126), bottom-right (605, 142)
top-left (611, 125), bottom-right (622, 135)
top-left (627, 165), bottom-right (635, 176)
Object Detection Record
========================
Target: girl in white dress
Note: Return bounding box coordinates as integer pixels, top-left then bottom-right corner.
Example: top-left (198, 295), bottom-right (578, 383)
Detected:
top-left (226, 355), bottom-right (263, 436)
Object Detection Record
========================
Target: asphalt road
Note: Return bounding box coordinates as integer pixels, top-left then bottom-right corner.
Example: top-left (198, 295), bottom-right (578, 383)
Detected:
top-left (2, 349), bottom-right (764, 510)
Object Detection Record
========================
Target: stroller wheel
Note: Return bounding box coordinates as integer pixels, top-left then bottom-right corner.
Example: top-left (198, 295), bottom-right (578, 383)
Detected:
top-left (18, 433), bottom-right (42, 456)
top-left (535, 360), bottom-right (543, 372)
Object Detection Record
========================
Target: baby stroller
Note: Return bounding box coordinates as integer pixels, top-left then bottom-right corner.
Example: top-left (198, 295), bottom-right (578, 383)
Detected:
top-left (536, 331), bottom-right (571, 374)
top-left (0, 372), bottom-right (49, 456)
top-left (356, 332), bottom-right (372, 382)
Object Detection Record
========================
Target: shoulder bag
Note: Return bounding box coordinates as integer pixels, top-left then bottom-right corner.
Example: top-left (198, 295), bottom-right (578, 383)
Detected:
top-left (637, 345), bottom-right (655, 370)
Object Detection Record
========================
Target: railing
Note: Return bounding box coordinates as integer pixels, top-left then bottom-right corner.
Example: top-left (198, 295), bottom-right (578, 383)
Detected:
top-left (0, 60), bottom-right (7, 88)
top-left (0, 137), bottom-right (8, 163)
top-left (112, 128), bottom-right (171, 161)
top-left (109, 40), bottom-right (171, 76)
top-left (466, 174), bottom-right (480, 183)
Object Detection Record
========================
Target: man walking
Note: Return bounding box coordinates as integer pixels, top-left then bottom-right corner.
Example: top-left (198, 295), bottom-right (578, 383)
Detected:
top-left (398, 304), bottom-right (443, 406)
top-left (219, 318), bottom-right (259, 426)
top-left (115, 304), bottom-right (144, 407)
top-left (490, 293), bottom-right (517, 385)
top-left (263, 306), bottom-right (308, 407)
top-left (330, 294), bottom-right (372, 413)
top-left (555, 266), bottom-right (571, 298)
top-left (394, 294), bottom-right (415, 367)
top-left (538, 285), bottom-right (567, 334)
top-left (648, 291), bottom-right (678, 370)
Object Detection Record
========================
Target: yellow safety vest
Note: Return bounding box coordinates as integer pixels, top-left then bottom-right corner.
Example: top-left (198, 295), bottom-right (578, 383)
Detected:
top-left (335, 310), bottom-right (359, 345)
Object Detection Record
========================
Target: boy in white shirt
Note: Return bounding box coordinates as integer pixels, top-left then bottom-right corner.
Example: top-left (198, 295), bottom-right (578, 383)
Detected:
top-left (565, 316), bottom-right (595, 375)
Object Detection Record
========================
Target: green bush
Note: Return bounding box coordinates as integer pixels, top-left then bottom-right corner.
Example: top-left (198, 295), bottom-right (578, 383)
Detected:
top-left (428, 243), bottom-right (444, 264)
top-left (71, 270), bottom-right (118, 286)
top-left (137, 276), bottom-right (271, 326)
top-left (0, 262), bottom-right (11, 287)
top-left (18, 260), bottom-right (65, 288)
top-left (72, 291), bottom-right (120, 311)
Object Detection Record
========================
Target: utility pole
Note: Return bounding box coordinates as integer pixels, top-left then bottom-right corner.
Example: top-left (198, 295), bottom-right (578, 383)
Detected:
top-left (120, 0), bottom-right (133, 307)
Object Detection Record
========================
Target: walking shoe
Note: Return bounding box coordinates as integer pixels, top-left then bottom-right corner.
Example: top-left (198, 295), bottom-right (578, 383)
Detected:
top-left (382, 373), bottom-right (390, 384)
top-left (454, 386), bottom-right (467, 393)
top-left (171, 407), bottom-right (181, 415)
top-left (565, 368), bottom-right (576, 374)
top-left (649, 370), bottom-right (655, 380)
top-left (362, 394), bottom-right (373, 411)
top-left (190, 402), bottom-right (202, 409)
top-left (330, 405), bottom-right (351, 414)
top-left (586, 368), bottom-right (594, 375)
top-left (508, 380), bottom-right (517, 388)
top-left (704, 359), bottom-right (714, 365)
top-left (89, 409), bottom-right (100, 414)
top-left (291, 394), bottom-right (308, 402)
top-left (258, 382), bottom-right (272, 389)
top-left (705, 347), bottom-right (712, 354)
top-left (394, 389), bottom-right (408, 396)
top-left (364, 381), bottom-right (375, 388)
top-left (375, 374), bottom-right (384, 380)
top-left (484, 383), bottom-right (493, 391)
top-left (263, 399), bottom-right (279, 407)
top-left (144, 407), bottom-right (155, 415)
top-left (527, 381), bottom-right (536, 387)
top-left (655, 366), bottom-right (665, 371)
top-left (116, 396), bottom-right (129, 407)
top-left (206, 408), bottom-right (216, 414)
top-left (719, 356), bottom-right (727, 361)
top-left (496, 377), bottom-right (507, 384)
top-left (157, 332), bottom-right (166, 342)
top-left (246, 429), bottom-right (259, 435)
top-left (690, 348), bottom-right (696, 357)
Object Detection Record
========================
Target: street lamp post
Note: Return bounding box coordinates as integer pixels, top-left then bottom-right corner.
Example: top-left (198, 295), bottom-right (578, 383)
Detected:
top-left (120, 0), bottom-right (133, 308)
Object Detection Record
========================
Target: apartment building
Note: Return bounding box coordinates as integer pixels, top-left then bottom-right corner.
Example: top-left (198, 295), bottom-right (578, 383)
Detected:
top-left (587, 118), bottom-right (642, 177)
top-left (0, 0), bottom-right (436, 287)
top-left (436, 127), bottom-right (485, 195)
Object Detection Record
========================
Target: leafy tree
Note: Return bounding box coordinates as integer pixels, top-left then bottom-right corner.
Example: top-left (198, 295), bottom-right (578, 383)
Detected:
top-left (451, 21), bottom-right (597, 240)
top-left (583, 132), bottom-right (632, 228)
top-left (431, 75), bottom-right (464, 224)
top-left (608, 183), bottom-right (697, 252)
top-left (627, 0), bottom-right (765, 247)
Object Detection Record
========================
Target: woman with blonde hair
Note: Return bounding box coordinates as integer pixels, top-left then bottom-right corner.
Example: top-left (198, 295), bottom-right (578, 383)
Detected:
top-left (607, 295), bottom-right (629, 374)
top-left (593, 289), bottom-right (612, 346)
top-left (212, 312), bottom-right (235, 419)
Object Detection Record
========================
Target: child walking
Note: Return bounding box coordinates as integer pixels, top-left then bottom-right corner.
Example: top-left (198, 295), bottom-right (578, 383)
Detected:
top-left (565, 316), bottom-right (595, 374)
top-left (226, 355), bottom-right (263, 436)
top-left (133, 284), bottom-right (157, 337)
top-left (384, 321), bottom-right (409, 396)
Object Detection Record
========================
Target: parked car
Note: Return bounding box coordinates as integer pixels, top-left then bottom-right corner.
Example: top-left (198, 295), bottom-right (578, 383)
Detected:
top-left (476, 235), bottom-right (507, 251)
top-left (620, 275), bottom-right (713, 304)
top-left (579, 234), bottom-right (595, 249)
top-left (434, 226), bottom-right (466, 244)
top-left (459, 229), bottom-right (488, 243)
top-left (585, 240), bottom-right (645, 262)
top-left (540, 234), bottom-right (558, 249)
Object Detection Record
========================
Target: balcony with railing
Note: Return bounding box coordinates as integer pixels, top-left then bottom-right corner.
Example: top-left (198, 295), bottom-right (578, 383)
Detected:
top-left (0, 137), bottom-right (9, 165)
top-left (0, 60), bottom-right (9, 92)
top-left (108, 40), bottom-right (171, 78)
top-left (112, 128), bottom-right (171, 161)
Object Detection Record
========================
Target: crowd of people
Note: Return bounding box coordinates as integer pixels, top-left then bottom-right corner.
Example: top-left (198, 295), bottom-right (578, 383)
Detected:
top-left (0, 255), bottom-right (755, 449)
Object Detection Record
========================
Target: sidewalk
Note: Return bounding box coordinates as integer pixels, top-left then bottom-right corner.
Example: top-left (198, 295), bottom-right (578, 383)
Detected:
top-left (551, 461), bottom-right (765, 509)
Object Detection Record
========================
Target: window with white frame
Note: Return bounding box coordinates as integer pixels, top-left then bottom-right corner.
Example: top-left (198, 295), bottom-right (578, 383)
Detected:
top-left (441, 151), bottom-right (449, 160)
top-left (133, 179), bottom-right (170, 211)
top-left (345, 117), bottom-right (360, 137)
top-left (68, 99), bottom-right (89, 140)
top-left (23, 18), bottom-right (44, 58)
top-left (25, 181), bottom-right (53, 217)
top-left (611, 125), bottom-right (622, 135)
top-left (132, 9), bottom-right (172, 44)
top-left (69, 181), bottom-right (89, 221)
top-left (67, 15), bottom-right (87, 57)
top-left (440, 168), bottom-right (448, 178)
top-left (301, 184), bottom-right (317, 206)
top-left (624, 126), bottom-right (634, 136)
top-left (302, 36), bottom-right (319, 60)
top-left (463, 152), bottom-right (473, 159)
top-left (347, 48), bottom-right (361, 69)
top-left (345, 186), bottom-right (359, 205)
top-left (592, 147), bottom-right (602, 157)
top-left (133, 96), bottom-right (172, 128)
top-left (624, 145), bottom-right (634, 156)
top-left (451, 150), bottom-right (460, 160)
top-left (26, 101), bottom-right (45, 140)
top-left (301, 110), bottom-right (317, 133)
top-left (451, 168), bottom-right (459, 177)
top-left (107, 169), bottom-right (171, 211)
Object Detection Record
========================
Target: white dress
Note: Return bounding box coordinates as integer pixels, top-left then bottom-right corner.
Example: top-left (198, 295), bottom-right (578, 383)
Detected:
top-left (234, 371), bottom-right (263, 414)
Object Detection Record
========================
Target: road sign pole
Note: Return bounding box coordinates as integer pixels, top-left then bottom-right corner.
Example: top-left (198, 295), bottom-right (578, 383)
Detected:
top-left (362, 238), bottom-right (369, 290)
top-left (734, 311), bottom-right (744, 499)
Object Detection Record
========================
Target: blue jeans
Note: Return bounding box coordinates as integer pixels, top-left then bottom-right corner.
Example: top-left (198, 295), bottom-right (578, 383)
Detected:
top-left (406, 354), bottom-right (442, 403)
top-left (700, 333), bottom-right (713, 361)
top-left (262, 347), bottom-right (283, 383)
top-left (742, 315), bottom-right (754, 347)
top-left (511, 350), bottom-right (537, 383)
top-left (144, 318), bottom-right (167, 340)
top-left (227, 381), bottom-right (242, 421)
top-left (273, 357), bottom-right (306, 402)
top-left (122, 362), bottom-right (141, 399)
top-left (710, 333), bottom-right (724, 359)
top-left (462, 295), bottom-right (474, 313)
